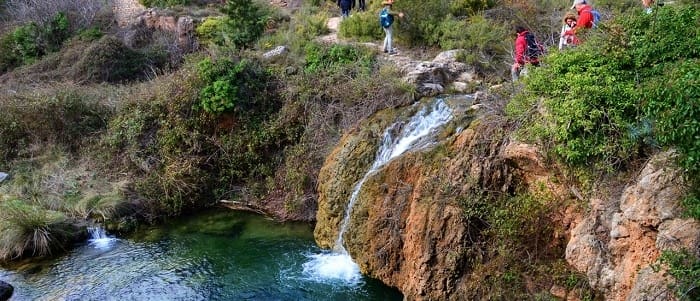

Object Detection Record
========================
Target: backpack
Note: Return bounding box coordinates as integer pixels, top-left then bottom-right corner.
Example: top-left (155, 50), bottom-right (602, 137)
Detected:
top-left (590, 9), bottom-right (601, 27)
top-left (379, 8), bottom-right (394, 28)
top-left (524, 32), bottom-right (544, 60)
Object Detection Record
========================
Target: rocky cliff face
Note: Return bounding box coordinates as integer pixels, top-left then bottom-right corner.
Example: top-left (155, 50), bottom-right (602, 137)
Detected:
top-left (314, 92), bottom-right (699, 300)
top-left (567, 151), bottom-right (700, 301)
top-left (315, 94), bottom-right (529, 299)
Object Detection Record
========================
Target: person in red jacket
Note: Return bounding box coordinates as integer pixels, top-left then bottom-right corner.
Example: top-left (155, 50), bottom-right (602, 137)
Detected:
top-left (563, 0), bottom-right (594, 45)
top-left (511, 26), bottom-right (540, 82)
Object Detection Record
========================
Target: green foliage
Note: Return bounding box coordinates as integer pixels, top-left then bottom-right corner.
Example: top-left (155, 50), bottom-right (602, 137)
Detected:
top-left (0, 12), bottom-right (75, 72)
top-left (73, 35), bottom-right (164, 83)
top-left (196, 57), bottom-right (271, 115)
top-left (449, 0), bottom-right (495, 17)
top-left (76, 27), bottom-right (103, 41)
top-left (139, 0), bottom-right (189, 8)
top-left (196, 17), bottom-right (227, 46)
top-left (659, 250), bottom-right (700, 300)
top-left (508, 4), bottom-right (700, 191)
top-left (292, 9), bottom-right (328, 42)
top-left (338, 12), bottom-right (383, 42)
top-left (220, 0), bottom-right (268, 49)
top-left (0, 88), bottom-right (112, 162)
top-left (439, 15), bottom-right (510, 76)
top-left (392, 0), bottom-right (449, 46)
top-left (303, 43), bottom-right (374, 73)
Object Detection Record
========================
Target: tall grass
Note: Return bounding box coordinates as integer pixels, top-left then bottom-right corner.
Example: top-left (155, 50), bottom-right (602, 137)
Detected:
top-left (0, 199), bottom-right (78, 260)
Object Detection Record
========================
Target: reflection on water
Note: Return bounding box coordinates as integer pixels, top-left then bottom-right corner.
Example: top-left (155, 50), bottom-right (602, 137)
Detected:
top-left (0, 209), bottom-right (402, 301)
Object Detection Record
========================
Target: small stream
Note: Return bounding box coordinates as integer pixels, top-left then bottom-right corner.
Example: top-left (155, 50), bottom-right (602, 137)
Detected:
top-left (0, 209), bottom-right (402, 300)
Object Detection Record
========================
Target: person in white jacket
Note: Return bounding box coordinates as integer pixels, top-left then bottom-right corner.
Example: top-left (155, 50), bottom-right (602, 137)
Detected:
top-left (559, 13), bottom-right (578, 50)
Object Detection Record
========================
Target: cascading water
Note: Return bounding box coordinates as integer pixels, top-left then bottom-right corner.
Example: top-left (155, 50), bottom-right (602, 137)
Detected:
top-left (87, 226), bottom-right (117, 249)
top-left (303, 98), bottom-right (454, 284)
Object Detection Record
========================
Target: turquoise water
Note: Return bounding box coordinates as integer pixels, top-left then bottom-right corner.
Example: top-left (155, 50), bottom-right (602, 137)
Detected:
top-left (0, 209), bottom-right (402, 300)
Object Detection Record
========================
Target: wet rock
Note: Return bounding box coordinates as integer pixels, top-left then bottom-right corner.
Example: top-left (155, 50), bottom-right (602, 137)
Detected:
top-left (0, 280), bottom-right (13, 301)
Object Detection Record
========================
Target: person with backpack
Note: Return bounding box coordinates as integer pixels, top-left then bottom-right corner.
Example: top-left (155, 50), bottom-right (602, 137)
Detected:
top-left (564, 0), bottom-right (599, 45)
top-left (379, 0), bottom-right (403, 54)
top-left (511, 26), bottom-right (543, 82)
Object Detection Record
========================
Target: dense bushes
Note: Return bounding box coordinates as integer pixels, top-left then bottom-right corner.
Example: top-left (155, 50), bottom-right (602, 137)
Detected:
top-left (303, 42), bottom-right (374, 73)
top-left (73, 35), bottom-right (166, 83)
top-left (0, 88), bottom-right (113, 163)
top-left (196, 58), bottom-right (272, 115)
top-left (196, 0), bottom-right (268, 49)
top-left (507, 5), bottom-right (700, 215)
top-left (338, 11), bottom-right (383, 42)
top-left (0, 12), bottom-right (70, 72)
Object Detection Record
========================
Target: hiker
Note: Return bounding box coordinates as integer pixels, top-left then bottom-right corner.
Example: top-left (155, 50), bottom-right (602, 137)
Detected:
top-left (379, 0), bottom-right (404, 54)
top-left (642, 0), bottom-right (655, 13)
top-left (563, 0), bottom-right (595, 45)
top-left (358, 0), bottom-right (366, 11)
top-left (338, 0), bottom-right (353, 18)
top-left (559, 13), bottom-right (578, 49)
top-left (511, 26), bottom-right (542, 82)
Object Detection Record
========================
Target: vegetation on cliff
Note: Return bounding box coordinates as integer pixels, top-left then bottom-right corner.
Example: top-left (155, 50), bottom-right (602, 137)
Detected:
top-left (0, 0), bottom-right (698, 299)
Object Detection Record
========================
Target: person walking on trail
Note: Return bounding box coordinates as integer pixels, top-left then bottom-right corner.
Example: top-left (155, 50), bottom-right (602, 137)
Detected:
top-left (379, 0), bottom-right (403, 54)
top-left (511, 26), bottom-right (542, 82)
top-left (338, 0), bottom-right (352, 18)
top-left (559, 13), bottom-right (578, 50)
top-left (358, 0), bottom-right (366, 11)
top-left (564, 0), bottom-right (595, 45)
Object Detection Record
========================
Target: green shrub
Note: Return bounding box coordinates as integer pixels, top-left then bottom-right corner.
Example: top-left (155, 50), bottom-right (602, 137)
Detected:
top-left (449, 0), bottom-right (495, 17)
top-left (338, 12), bottom-right (383, 42)
top-left (72, 35), bottom-right (162, 83)
top-left (439, 15), bottom-right (510, 76)
top-left (220, 0), bottom-right (268, 49)
top-left (391, 0), bottom-right (449, 46)
top-left (196, 57), bottom-right (271, 115)
top-left (659, 250), bottom-right (700, 300)
top-left (0, 12), bottom-right (80, 72)
top-left (0, 89), bottom-right (112, 162)
top-left (508, 4), bottom-right (700, 216)
top-left (303, 43), bottom-right (374, 73)
top-left (195, 17), bottom-right (227, 46)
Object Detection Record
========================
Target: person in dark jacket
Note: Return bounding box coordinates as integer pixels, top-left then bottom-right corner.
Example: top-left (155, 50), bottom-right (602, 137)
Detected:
top-left (338, 0), bottom-right (352, 18)
top-left (511, 26), bottom-right (540, 82)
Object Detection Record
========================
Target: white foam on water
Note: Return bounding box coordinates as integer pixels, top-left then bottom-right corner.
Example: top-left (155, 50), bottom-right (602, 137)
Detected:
top-left (87, 226), bottom-right (117, 250)
top-left (302, 252), bottom-right (362, 285)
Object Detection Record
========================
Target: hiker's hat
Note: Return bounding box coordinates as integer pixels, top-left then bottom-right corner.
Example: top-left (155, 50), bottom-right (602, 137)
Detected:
top-left (571, 0), bottom-right (585, 9)
top-left (381, 0), bottom-right (393, 5)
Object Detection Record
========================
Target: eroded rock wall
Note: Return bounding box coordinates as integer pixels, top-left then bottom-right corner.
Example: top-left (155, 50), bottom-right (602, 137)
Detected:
top-left (315, 92), bottom-right (699, 300)
top-left (567, 151), bottom-right (700, 301)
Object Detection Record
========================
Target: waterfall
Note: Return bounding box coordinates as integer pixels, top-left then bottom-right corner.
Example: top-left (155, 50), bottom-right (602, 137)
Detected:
top-left (304, 98), bottom-right (453, 284)
top-left (87, 226), bottom-right (117, 249)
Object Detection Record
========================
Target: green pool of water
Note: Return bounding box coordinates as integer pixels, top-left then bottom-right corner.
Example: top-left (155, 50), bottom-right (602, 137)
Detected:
top-left (0, 209), bottom-right (402, 300)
